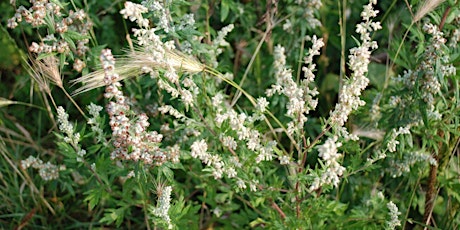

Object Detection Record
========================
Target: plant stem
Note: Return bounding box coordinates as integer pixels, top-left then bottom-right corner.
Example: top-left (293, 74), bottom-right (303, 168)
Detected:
top-left (439, 6), bottom-right (451, 31)
top-left (338, 0), bottom-right (346, 99)
top-left (423, 157), bottom-right (438, 228)
top-left (230, 25), bottom-right (271, 107)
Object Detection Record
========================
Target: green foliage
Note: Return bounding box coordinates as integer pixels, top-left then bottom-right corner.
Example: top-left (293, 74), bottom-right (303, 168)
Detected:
top-left (1, 0), bottom-right (460, 229)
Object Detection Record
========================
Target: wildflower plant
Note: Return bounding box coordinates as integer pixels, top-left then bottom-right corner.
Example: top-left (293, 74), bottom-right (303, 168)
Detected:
top-left (1, 0), bottom-right (460, 229)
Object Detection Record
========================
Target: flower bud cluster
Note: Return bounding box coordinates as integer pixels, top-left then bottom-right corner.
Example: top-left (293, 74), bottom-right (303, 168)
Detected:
top-left (7, 1), bottom-right (61, 28)
top-left (120, 1), bottom-right (149, 28)
top-left (8, 1), bottom-right (92, 72)
top-left (190, 139), bottom-right (228, 179)
top-left (101, 49), bottom-right (178, 165)
top-left (21, 156), bottom-right (66, 181)
top-left (142, 0), bottom-right (171, 33)
top-left (266, 36), bottom-right (323, 135)
top-left (150, 185), bottom-right (173, 229)
top-left (295, 0), bottom-right (322, 29)
top-left (393, 22), bottom-right (456, 125)
top-left (57, 106), bottom-right (87, 162)
top-left (386, 126), bottom-right (410, 153)
top-left (330, 0), bottom-right (381, 128)
top-left (86, 103), bottom-right (106, 145)
top-left (309, 136), bottom-right (345, 191)
top-left (388, 150), bottom-right (437, 178)
top-left (386, 201), bottom-right (401, 229)
top-left (214, 106), bottom-right (276, 164)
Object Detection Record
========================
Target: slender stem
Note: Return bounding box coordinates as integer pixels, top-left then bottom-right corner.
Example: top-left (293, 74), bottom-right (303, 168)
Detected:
top-left (139, 172), bottom-right (152, 230)
top-left (389, 22), bottom-right (414, 73)
top-left (404, 0), bottom-right (415, 19)
top-left (438, 6), bottom-right (451, 31)
top-left (62, 88), bottom-right (86, 118)
top-left (205, 0), bottom-right (212, 45)
top-left (296, 26), bottom-right (306, 83)
top-left (402, 176), bottom-right (421, 230)
top-left (338, 0), bottom-right (346, 99)
top-left (270, 199), bottom-right (286, 220)
top-left (230, 25), bottom-right (270, 106)
top-left (0, 144), bottom-right (56, 215)
top-left (423, 159), bottom-right (437, 229)
top-left (85, 160), bottom-right (112, 193)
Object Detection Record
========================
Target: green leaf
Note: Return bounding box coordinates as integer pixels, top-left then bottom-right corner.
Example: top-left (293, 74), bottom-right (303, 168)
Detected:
top-left (84, 188), bottom-right (104, 210)
top-left (100, 207), bottom-right (127, 227)
top-left (221, 0), bottom-right (230, 22)
top-left (160, 165), bottom-right (175, 182)
top-left (63, 30), bottom-right (90, 41)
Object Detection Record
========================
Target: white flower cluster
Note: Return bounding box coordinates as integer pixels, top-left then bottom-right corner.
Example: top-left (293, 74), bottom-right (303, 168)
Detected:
top-left (296, 0), bottom-right (322, 29)
top-left (388, 150), bottom-right (437, 178)
top-left (101, 49), bottom-right (178, 165)
top-left (8, 2), bottom-right (91, 72)
top-left (386, 126), bottom-right (411, 153)
top-left (220, 135), bottom-right (238, 150)
top-left (120, 1), bottom-right (149, 28)
top-left (283, 19), bottom-right (292, 33)
top-left (158, 105), bottom-right (187, 121)
top-left (420, 23), bottom-right (456, 104)
top-left (177, 14), bottom-right (196, 31)
top-left (309, 136), bottom-right (345, 191)
top-left (86, 103), bottom-right (106, 145)
top-left (142, 0), bottom-right (171, 33)
top-left (396, 22), bottom-right (456, 109)
top-left (21, 156), bottom-right (66, 181)
top-left (266, 36), bottom-right (323, 135)
top-left (330, 0), bottom-right (381, 128)
top-left (386, 201), bottom-right (401, 230)
top-left (73, 0), bottom-right (203, 94)
top-left (28, 38), bottom-right (69, 55)
top-left (151, 185), bottom-right (173, 229)
top-left (213, 24), bottom-right (234, 54)
top-left (7, 0), bottom-right (61, 28)
top-left (190, 139), bottom-right (233, 179)
top-left (448, 15), bottom-right (460, 47)
top-left (214, 107), bottom-right (275, 164)
top-left (209, 24), bottom-right (235, 67)
top-left (57, 106), bottom-right (86, 162)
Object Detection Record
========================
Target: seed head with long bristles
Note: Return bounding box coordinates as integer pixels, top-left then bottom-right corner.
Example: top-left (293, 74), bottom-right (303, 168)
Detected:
top-left (413, 0), bottom-right (446, 23)
top-left (72, 46), bottom-right (205, 95)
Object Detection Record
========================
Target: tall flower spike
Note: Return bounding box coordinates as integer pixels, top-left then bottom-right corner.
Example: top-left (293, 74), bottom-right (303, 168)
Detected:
top-left (151, 185), bottom-right (173, 229)
top-left (329, 0), bottom-right (381, 128)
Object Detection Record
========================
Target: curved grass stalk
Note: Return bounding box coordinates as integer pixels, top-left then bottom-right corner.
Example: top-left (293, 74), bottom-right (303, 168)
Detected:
top-left (0, 98), bottom-right (45, 111)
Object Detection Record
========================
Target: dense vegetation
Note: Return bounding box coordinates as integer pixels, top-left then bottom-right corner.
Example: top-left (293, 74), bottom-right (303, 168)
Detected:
top-left (0, 0), bottom-right (459, 229)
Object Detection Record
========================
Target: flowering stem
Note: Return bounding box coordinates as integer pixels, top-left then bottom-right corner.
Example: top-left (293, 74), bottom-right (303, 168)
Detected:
top-left (402, 176), bottom-right (421, 229)
top-left (205, 68), bottom-right (301, 153)
top-left (191, 102), bottom-right (239, 158)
